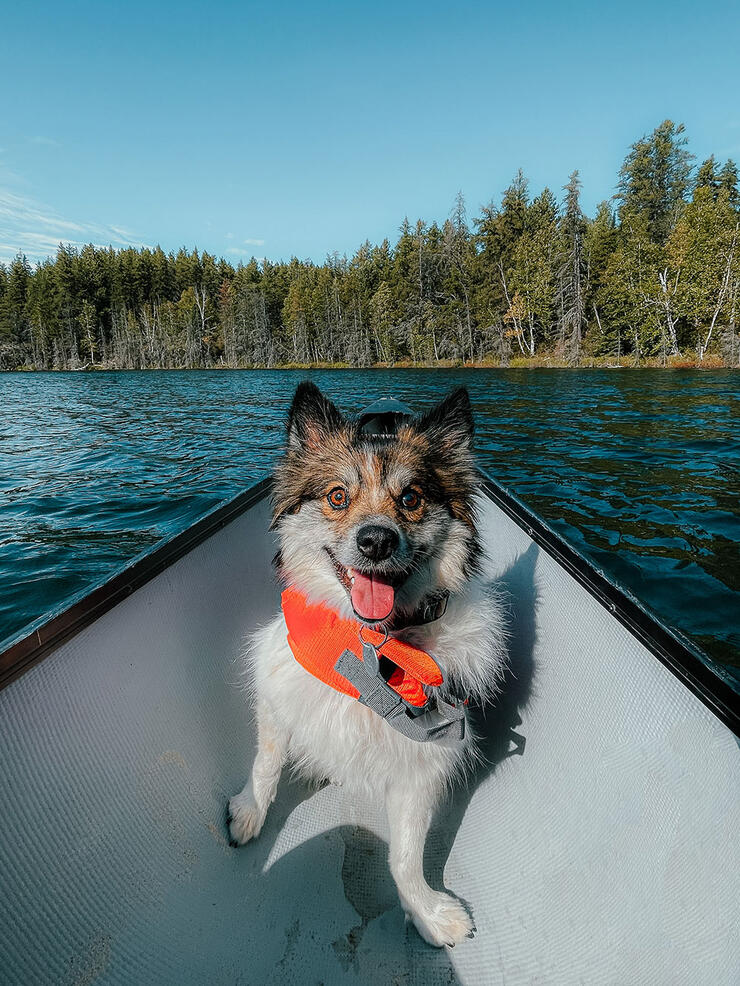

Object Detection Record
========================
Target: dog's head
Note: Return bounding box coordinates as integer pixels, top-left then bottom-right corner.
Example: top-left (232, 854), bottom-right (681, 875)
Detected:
top-left (272, 382), bottom-right (481, 624)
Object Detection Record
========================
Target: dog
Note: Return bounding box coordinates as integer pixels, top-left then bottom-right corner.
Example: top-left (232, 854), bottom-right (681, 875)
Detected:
top-left (227, 382), bottom-right (508, 947)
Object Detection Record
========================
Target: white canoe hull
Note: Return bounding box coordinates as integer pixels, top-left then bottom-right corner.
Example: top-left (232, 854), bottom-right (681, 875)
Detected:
top-left (0, 478), bottom-right (737, 985)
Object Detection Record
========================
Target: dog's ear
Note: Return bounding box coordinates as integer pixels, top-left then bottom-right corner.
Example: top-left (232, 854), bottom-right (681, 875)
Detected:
top-left (286, 381), bottom-right (344, 451)
top-left (415, 387), bottom-right (474, 451)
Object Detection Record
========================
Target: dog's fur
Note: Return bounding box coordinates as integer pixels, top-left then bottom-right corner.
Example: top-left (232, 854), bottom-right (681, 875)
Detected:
top-left (228, 383), bottom-right (508, 947)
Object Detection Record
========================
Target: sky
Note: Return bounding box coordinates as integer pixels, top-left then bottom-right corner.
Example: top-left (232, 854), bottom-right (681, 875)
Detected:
top-left (2, 0), bottom-right (740, 267)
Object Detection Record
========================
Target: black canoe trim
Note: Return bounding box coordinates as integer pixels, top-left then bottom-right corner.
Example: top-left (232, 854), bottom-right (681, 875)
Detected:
top-left (0, 478), bottom-right (272, 692)
top-left (478, 470), bottom-right (739, 737)
top-left (0, 471), bottom-right (737, 736)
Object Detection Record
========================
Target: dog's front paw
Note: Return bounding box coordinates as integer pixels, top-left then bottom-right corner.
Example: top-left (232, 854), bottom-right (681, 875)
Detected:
top-left (227, 794), bottom-right (264, 846)
top-left (408, 891), bottom-right (474, 948)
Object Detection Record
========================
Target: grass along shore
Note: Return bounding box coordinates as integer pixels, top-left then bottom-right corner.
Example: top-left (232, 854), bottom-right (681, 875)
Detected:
top-left (7, 352), bottom-right (733, 372)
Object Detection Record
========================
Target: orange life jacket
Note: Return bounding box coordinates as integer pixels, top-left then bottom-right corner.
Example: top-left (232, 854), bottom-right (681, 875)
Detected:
top-left (282, 586), bottom-right (443, 708)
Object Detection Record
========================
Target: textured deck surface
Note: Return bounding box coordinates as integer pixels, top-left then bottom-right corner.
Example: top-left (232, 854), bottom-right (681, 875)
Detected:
top-left (0, 492), bottom-right (738, 985)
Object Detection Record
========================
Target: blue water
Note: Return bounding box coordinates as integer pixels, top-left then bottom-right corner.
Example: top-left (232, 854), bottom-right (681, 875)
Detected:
top-left (1, 369), bottom-right (738, 685)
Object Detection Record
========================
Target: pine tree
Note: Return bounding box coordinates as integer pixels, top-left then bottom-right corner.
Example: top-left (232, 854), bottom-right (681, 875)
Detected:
top-left (474, 170), bottom-right (530, 353)
top-left (557, 172), bottom-right (588, 363)
top-left (617, 120), bottom-right (693, 243)
top-left (2, 118), bottom-right (739, 370)
top-left (442, 192), bottom-right (475, 361)
top-left (718, 160), bottom-right (740, 209)
top-left (507, 189), bottom-right (558, 355)
top-left (599, 212), bottom-right (663, 362)
top-left (695, 156), bottom-right (720, 198)
top-left (583, 202), bottom-right (618, 355)
top-left (667, 186), bottom-right (740, 358)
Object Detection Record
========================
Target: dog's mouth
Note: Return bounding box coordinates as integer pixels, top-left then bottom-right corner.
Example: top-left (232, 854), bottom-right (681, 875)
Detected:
top-left (326, 549), bottom-right (409, 623)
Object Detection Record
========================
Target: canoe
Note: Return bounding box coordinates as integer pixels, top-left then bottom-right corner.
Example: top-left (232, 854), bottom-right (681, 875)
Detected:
top-left (0, 472), bottom-right (737, 986)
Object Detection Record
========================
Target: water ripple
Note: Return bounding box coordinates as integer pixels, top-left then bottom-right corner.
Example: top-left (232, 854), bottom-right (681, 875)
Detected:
top-left (0, 368), bottom-right (737, 685)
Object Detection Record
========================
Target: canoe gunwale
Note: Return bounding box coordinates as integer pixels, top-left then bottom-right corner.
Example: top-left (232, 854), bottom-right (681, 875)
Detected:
top-left (478, 470), bottom-right (739, 736)
top-left (0, 477), bottom-right (272, 692)
top-left (1, 471), bottom-right (736, 735)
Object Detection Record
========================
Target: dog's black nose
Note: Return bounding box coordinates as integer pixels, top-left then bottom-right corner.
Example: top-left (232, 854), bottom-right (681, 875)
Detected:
top-left (356, 524), bottom-right (399, 561)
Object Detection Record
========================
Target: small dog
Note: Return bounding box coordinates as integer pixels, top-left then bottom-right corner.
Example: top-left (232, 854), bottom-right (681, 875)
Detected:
top-left (228, 382), bottom-right (508, 947)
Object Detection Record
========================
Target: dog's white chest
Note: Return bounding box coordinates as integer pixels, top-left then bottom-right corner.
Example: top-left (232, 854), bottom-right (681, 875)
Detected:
top-left (249, 616), bottom-right (463, 795)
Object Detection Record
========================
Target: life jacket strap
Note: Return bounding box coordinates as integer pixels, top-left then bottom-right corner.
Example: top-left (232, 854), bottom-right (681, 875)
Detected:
top-left (281, 587), bottom-right (466, 745)
top-left (335, 644), bottom-right (466, 744)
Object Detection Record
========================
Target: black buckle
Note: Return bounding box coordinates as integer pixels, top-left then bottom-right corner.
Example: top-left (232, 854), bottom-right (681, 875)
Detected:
top-left (420, 592), bottom-right (448, 624)
top-left (385, 591), bottom-right (450, 632)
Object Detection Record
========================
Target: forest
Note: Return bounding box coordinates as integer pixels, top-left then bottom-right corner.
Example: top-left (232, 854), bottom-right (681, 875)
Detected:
top-left (1, 120), bottom-right (739, 370)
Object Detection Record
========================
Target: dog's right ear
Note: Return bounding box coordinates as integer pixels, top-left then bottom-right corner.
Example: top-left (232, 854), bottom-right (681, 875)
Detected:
top-left (286, 381), bottom-right (344, 451)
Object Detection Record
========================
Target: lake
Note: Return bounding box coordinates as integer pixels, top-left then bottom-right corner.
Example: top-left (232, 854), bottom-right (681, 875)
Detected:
top-left (1, 369), bottom-right (738, 687)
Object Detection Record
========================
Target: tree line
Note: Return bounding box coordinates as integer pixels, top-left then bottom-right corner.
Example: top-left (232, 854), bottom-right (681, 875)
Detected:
top-left (1, 120), bottom-right (739, 370)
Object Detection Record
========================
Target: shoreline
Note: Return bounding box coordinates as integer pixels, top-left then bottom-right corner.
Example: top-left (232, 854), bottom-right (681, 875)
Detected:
top-left (4, 355), bottom-right (734, 372)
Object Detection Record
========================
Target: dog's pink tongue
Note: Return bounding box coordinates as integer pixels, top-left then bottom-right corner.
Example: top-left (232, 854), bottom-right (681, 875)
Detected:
top-left (350, 570), bottom-right (395, 622)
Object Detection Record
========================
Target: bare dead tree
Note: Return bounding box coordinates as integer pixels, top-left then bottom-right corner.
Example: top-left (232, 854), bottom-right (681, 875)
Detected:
top-left (657, 268), bottom-right (680, 355)
top-left (699, 222), bottom-right (739, 360)
top-left (499, 262), bottom-right (528, 356)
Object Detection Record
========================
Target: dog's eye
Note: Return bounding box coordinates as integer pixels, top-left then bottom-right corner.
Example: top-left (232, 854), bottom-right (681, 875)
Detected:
top-left (327, 487), bottom-right (349, 510)
top-left (400, 488), bottom-right (422, 511)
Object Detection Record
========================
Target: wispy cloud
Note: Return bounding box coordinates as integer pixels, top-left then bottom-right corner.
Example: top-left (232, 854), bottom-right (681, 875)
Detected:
top-left (226, 247), bottom-right (265, 263)
top-left (0, 188), bottom-right (147, 266)
top-left (28, 136), bottom-right (60, 147)
top-left (226, 238), bottom-right (265, 252)
top-left (109, 224), bottom-right (139, 239)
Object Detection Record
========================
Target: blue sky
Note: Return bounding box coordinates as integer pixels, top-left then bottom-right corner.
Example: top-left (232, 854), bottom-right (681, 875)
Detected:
top-left (2, 0), bottom-right (740, 266)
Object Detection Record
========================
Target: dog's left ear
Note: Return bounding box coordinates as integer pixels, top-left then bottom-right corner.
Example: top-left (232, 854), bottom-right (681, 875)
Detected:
top-left (286, 381), bottom-right (344, 451)
top-left (415, 387), bottom-right (474, 450)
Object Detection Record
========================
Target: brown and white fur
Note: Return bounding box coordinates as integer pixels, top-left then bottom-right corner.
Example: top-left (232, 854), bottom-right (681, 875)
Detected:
top-left (228, 383), bottom-right (508, 947)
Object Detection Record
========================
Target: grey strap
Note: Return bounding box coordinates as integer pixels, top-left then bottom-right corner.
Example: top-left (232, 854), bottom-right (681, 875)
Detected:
top-left (334, 647), bottom-right (466, 745)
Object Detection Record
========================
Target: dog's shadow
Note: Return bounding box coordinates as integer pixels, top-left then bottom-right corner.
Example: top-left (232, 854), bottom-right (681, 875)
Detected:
top-left (227, 542), bottom-right (539, 985)
top-left (425, 541), bottom-right (539, 893)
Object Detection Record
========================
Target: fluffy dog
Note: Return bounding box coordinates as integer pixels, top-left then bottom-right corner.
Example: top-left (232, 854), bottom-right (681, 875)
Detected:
top-left (228, 382), bottom-right (508, 947)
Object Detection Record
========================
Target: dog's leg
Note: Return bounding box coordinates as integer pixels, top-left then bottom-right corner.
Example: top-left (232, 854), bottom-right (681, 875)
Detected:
top-left (386, 778), bottom-right (474, 947)
top-left (228, 701), bottom-right (288, 846)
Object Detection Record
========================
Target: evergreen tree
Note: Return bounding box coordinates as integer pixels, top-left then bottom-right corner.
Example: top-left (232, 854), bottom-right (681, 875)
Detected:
top-left (0, 119), bottom-right (737, 369)
top-left (583, 201), bottom-right (618, 355)
top-left (718, 159), bottom-right (740, 209)
top-left (695, 156), bottom-right (720, 198)
top-left (474, 169), bottom-right (530, 354)
top-left (667, 186), bottom-right (740, 358)
top-left (617, 120), bottom-right (693, 242)
top-left (441, 193), bottom-right (476, 361)
top-left (599, 212), bottom-right (663, 361)
top-left (507, 189), bottom-right (558, 355)
top-left (557, 172), bottom-right (588, 363)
